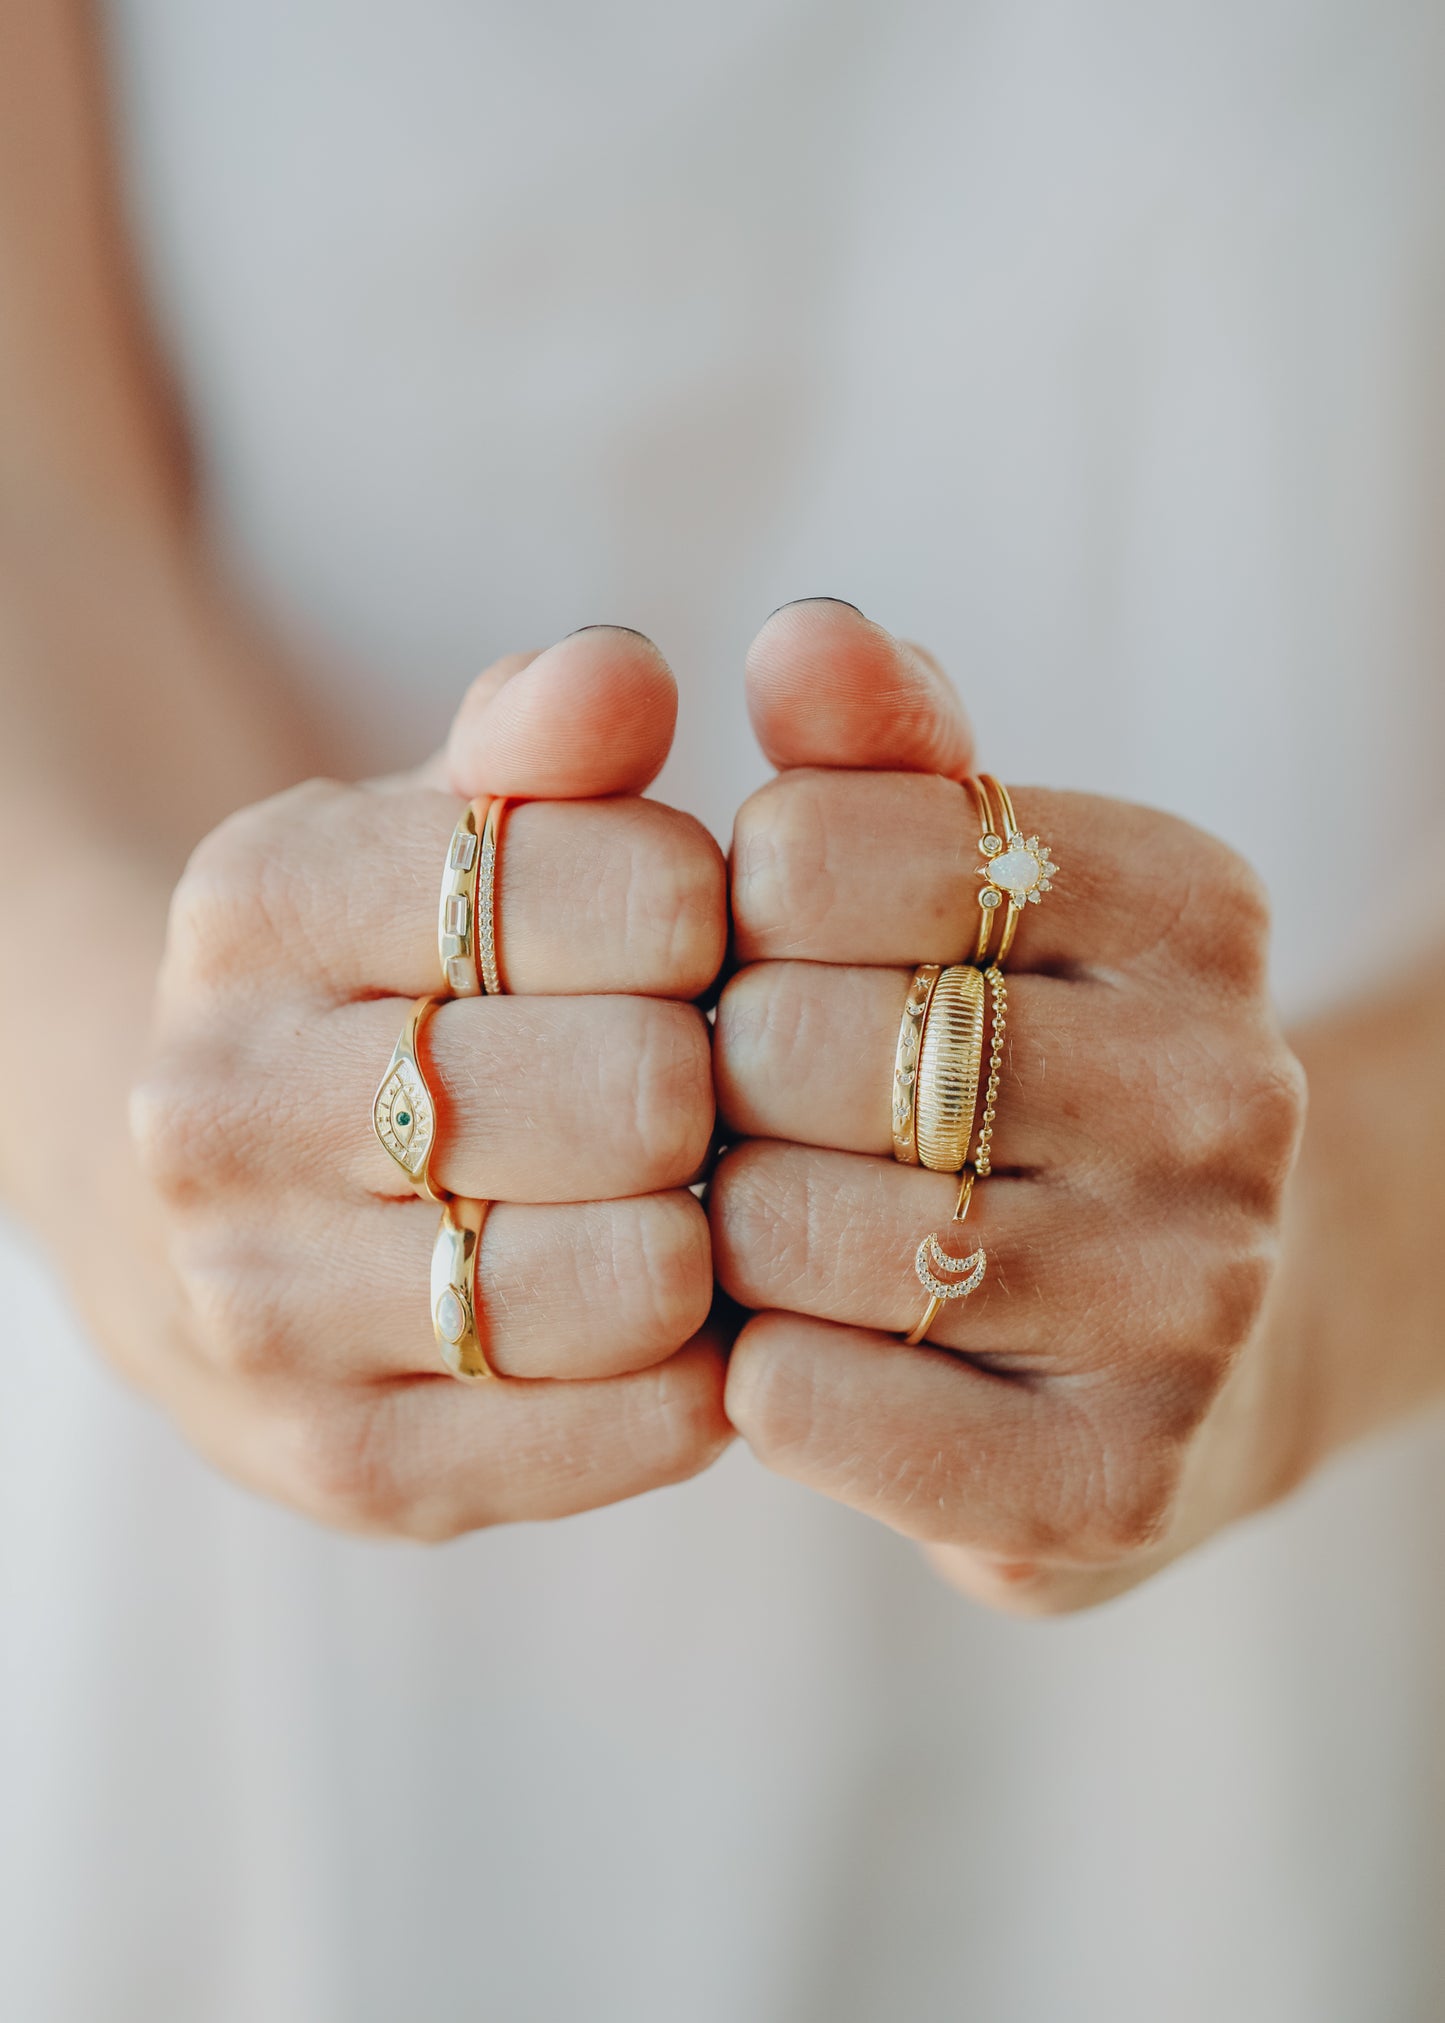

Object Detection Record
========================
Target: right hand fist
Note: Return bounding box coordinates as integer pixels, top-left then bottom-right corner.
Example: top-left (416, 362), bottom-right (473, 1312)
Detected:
top-left (130, 628), bottom-right (732, 1536)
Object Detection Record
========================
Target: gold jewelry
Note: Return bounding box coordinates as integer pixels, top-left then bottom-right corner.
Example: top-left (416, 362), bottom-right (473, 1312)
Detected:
top-left (431, 1197), bottom-right (495, 1380)
top-left (906, 1171), bottom-right (986, 1345)
top-left (967, 773), bottom-right (1058, 965)
top-left (477, 797), bottom-right (511, 995)
top-left (914, 964), bottom-right (985, 1173)
top-left (973, 966), bottom-right (1007, 1176)
top-left (373, 995), bottom-right (446, 1201)
top-left (438, 799), bottom-right (490, 995)
top-left (891, 965), bottom-right (942, 1164)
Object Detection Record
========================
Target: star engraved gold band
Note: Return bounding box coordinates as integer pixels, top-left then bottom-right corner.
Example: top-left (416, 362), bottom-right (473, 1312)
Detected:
top-left (373, 995), bottom-right (447, 1202)
top-left (914, 964), bottom-right (986, 1174)
top-left (478, 796), bottom-right (511, 996)
top-left (431, 1196), bottom-right (495, 1380)
top-left (438, 798), bottom-right (491, 996)
top-left (902, 964), bottom-right (1010, 1341)
top-left (891, 965), bottom-right (942, 1164)
top-left (967, 773), bottom-right (1058, 967)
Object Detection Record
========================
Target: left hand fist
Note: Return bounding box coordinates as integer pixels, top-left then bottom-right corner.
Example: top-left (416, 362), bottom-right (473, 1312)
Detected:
top-left (711, 601), bottom-right (1308, 1613)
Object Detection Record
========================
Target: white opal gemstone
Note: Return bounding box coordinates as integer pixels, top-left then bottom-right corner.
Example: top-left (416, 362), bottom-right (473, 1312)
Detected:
top-left (435, 1289), bottom-right (467, 1343)
top-left (987, 846), bottom-right (1040, 896)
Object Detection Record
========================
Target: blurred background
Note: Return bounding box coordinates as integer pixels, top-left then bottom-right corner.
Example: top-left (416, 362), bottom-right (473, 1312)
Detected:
top-left (3, 2), bottom-right (1445, 2017)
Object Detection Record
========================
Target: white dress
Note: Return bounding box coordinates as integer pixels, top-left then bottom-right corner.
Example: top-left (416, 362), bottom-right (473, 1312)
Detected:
top-left (4, 4), bottom-right (1445, 2016)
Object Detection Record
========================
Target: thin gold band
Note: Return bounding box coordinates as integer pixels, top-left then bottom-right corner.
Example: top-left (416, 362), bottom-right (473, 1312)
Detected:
top-left (373, 995), bottom-right (447, 1202)
top-left (438, 798), bottom-right (491, 996)
top-left (891, 965), bottom-right (942, 1164)
top-left (478, 797), bottom-right (510, 996)
top-left (914, 964), bottom-right (986, 1173)
top-left (431, 1197), bottom-right (495, 1381)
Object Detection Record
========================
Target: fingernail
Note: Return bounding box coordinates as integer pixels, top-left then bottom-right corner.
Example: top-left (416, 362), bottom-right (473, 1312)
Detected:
top-left (765, 596), bottom-right (865, 622)
top-left (566, 623), bottom-right (655, 643)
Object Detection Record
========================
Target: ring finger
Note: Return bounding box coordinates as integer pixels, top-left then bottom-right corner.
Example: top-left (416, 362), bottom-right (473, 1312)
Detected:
top-left (181, 1189), bottom-right (713, 1384)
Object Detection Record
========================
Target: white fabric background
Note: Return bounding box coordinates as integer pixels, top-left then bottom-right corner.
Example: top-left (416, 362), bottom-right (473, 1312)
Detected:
top-left (3, 2), bottom-right (1445, 2015)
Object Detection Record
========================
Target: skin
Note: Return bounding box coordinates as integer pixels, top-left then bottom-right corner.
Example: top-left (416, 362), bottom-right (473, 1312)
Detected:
top-left (4, 5), bottom-right (1445, 1598)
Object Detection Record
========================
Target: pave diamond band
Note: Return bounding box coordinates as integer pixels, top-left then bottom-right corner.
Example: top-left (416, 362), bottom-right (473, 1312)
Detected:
top-left (478, 797), bottom-right (511, 996)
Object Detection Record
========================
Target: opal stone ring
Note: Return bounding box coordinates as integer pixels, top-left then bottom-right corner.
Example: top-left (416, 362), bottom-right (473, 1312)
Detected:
top-left (431, 1197), bottom-right (495, 1380)
top-left (966, 773), bottom-right (1058, 965)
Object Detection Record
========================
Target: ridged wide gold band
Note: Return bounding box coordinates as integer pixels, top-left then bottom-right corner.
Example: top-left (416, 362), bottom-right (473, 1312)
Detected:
top-left (431, 1197), bottom-right (495, 1381)
top-left (914, 964), bottom-right (986, 1173)
top-left (437, 798), bottom-right (491, 996)
top-left (478, 796), bottom-right (511, 996)
top-left (372, 994), bottom-right (446, 1202)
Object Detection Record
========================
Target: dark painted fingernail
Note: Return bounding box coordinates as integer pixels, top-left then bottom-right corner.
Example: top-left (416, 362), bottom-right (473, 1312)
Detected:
top-left (765, 596), bottom-right (865, 622)
top-left (566, 622), bottom-right (655, 643)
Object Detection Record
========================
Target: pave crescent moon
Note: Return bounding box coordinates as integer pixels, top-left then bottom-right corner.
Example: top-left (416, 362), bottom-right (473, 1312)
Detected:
top-left (914, 1233), bottom-right (988, 1302)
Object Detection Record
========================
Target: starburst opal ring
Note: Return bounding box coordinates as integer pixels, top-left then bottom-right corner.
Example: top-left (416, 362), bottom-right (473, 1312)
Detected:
top-left (967, 773), bottom-right (1058, 965)
top-left (438, 799), bottom-right (490, 995)
top-left (892, 965), bottom-right (942, 1164)
top-left (478, 797), bottom-right (511, 995)
top-left (431, 1197), bottom-right (495, 1380)
top-left (914, 964), bottom-right (986, 1173)
top-left (905, 1171), bottom-right (987, 1345)
top-left (373, 995), bottom-right (447, 1201)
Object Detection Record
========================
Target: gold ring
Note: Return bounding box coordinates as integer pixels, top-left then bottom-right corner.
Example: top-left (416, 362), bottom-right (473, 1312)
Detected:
top-left (967, 773), bottom-right (1058, 965)
top-left (438, 799), bottom-right (490, 995)
top-left (914, 964), bottom-right (985, 1173)
top-left (478, 797), bottom-right (511, 995)
top-left (905, 1171), bottom-right (986, 1345)
top-left (373, 995), bottom-right (447, 1201)
top-left (891, 965), bottom-right (942, 1164)
top-left (431, 1197), bottom-right (495, 1380)
top-left (902, 966), bottom-right (1010, 1343)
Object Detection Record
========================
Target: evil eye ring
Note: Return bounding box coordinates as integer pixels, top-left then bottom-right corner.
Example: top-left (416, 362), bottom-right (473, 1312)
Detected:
top-left (373, 995), bottom-right (447, 1202)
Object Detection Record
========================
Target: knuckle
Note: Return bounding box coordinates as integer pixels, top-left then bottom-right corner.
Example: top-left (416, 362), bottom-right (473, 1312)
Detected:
top-left (165, 780), bottom-right (339, 987)
top-left (629, 1195), bottom-right (714, 1349)
top-left (129, 1062), bottom-right (234, 1207)
top-left (621, 811), bottom-right (727, 995)
top-left (1181, 835), bottom-right (1273, 983)
top-left (180, 1249), bottom-right (292, 1383)
top-left (713, 966), bottom-right (808, 1125)
top-left (730, 773), bottom-right (836, 955)
top-left (279, 1396), bottom-right (409, 1536)
top-left (626, 1003), bottom-right (714, 1182)
top-left (708, 1146), bottom-right (808, 1308)
top-left (1156, 1026), bottom-right (1306, 1210)
top-left (624, 1347), bottom-right (731, 1487)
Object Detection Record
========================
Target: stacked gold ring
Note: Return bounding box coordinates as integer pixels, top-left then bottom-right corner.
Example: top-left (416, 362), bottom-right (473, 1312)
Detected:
top-left (438, 799), bottom-right (489, 995)
top-left (914, 965), bottom-right (985, 1172)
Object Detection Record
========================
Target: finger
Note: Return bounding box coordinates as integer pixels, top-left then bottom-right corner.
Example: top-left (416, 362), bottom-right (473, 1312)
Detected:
top-left (231, 1334), bottom-right (734, 1537)
top-left (716, 962), bottom-right (1164, 1175)
top-left (746, 600), bottom-right (975, 777)
top-left (167, 783), bottom-right (726, 1002)
top-left (730, 769), bottom-right (1266, 984)
top-left (345, 995), bottom-right (712, 1203)
top-left (447, 627), bottom-right (678, 799)
top-left (180, 1190), bottom-right (713, 1384)
top-left (724, 1311), bottom-right (1179, 1564)
top-left (709, 1140), bottom-right (1263, 1372)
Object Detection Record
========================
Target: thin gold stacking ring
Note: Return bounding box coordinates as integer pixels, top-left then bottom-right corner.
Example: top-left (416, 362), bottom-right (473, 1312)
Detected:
top-left (431, 1197), bottom-right (495, 1381)
top-left (914, 964), bottom-right (985, 1173)
top-left (967, 773), bottom-right (1059, 966)
top-left (438, 799), bottom-right (490, 995)
top-left (373, 995), bottom-right (446, 1201)
top-left (478, 797), bottom-right (511, 995)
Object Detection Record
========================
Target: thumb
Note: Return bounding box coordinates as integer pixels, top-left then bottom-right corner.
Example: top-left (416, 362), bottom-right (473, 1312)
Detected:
top-left (445, 626), bottom-right (678, 799)
top-left (746, 598), bottom-right (975, 779)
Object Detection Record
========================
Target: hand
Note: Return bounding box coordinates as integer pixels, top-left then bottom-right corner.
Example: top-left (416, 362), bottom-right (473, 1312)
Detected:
top-left (711, 601), bottom-right (1308, 1613)
top-left (126, 627), bottom-right (731, 1536)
